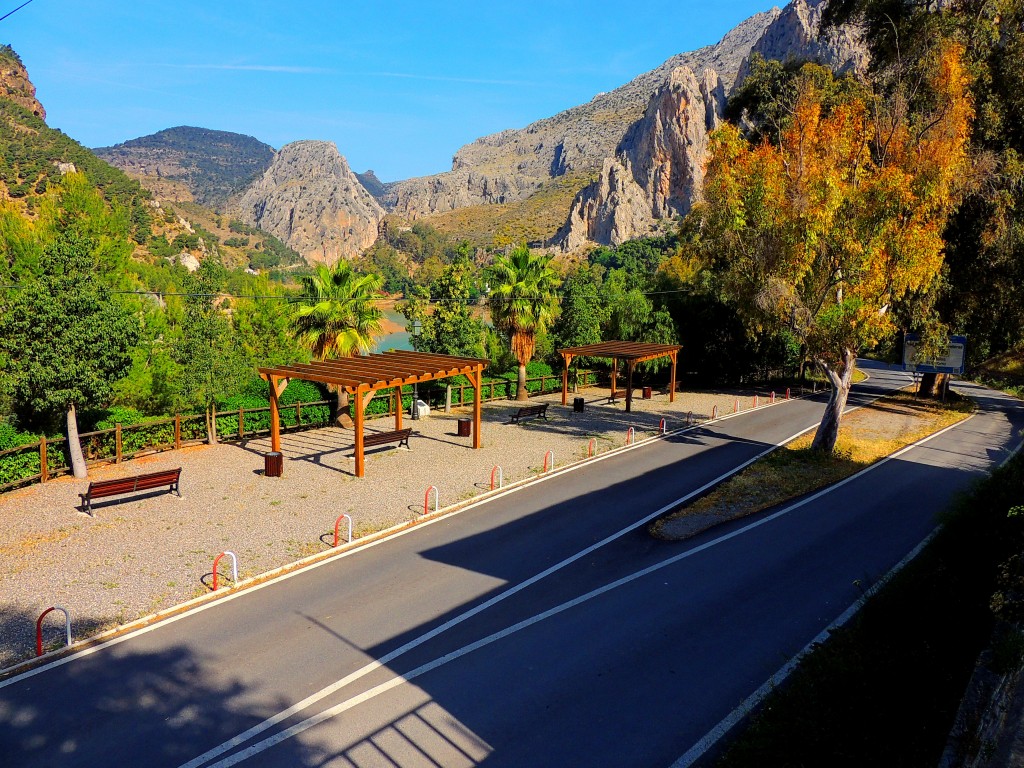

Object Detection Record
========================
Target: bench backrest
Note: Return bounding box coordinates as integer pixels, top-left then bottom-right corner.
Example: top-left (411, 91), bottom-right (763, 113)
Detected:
top-left (89, 468), bottom-right (181, 494)
top-left (364, 428), bottom-right (411, 444)
top-left (518, 405), bottom-right (545, 415)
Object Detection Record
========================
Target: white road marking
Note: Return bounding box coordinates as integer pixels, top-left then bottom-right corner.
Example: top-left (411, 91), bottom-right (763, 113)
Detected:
top-left (202, 409), bottom-right (970, 767)
top-left (177, 421), bottom-right (826, 768)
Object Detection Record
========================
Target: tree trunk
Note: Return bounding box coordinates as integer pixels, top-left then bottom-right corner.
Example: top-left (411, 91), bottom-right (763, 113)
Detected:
top-left (205, 406), bottom-right (218, 444)
top-left (66, 402), bottom-right (87, 479)
top-left (917, 372), bottom-right (948, 398)
top-left (516, 362), bottom-right (528, 401)
top-left (810, 349), bottom-right (857, 453)
top-left (336, 388), bottom-right (353, 429)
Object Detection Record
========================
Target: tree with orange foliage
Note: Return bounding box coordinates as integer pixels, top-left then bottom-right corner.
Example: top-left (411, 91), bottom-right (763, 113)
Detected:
top-left (694, 44), bottom-right (973, 452)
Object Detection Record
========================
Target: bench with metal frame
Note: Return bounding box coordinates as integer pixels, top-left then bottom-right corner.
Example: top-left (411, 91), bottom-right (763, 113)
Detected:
top-left (79, 468), bottom-right (182, 516)
top-left (509, 403), bottom-right (549, 424)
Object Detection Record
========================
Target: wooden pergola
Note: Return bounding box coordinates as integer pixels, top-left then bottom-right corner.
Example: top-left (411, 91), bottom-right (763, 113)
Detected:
top-left (258, 351), bottom-right (489, 477)
top-left (558, 341), bottom-right (682, 413)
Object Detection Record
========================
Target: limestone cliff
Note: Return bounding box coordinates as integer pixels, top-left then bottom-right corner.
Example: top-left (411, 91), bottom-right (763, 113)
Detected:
top-left (384, 9), bottom-right (779, 219)
top-left (557, 68), bottom-right (725, 250)
top-left (734, 0), bottom-right (868, 88)
top-left (0, 46), bottom-right (44, 120)
top-left (555, 0), bottom-right (869, 251)
top-left (238, 141), bottom-right (385, 265)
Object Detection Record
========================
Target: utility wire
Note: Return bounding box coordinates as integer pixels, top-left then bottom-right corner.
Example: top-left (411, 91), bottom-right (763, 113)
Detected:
top-left (0, 284), bottom-right (693, 304)
top-left (0, 0), bottom-right (36, 23)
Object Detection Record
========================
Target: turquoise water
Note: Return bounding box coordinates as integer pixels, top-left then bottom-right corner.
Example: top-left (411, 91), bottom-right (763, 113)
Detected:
top-left (374, 308), bottom-right (413, 352)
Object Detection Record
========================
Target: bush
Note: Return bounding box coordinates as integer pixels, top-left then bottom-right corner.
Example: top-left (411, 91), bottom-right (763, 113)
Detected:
top-left (94, 406), bottom-right (147, 430)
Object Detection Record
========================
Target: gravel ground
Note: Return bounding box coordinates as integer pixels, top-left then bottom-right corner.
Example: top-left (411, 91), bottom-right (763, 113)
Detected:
top-left (0, 384), bottom-right (778, 668)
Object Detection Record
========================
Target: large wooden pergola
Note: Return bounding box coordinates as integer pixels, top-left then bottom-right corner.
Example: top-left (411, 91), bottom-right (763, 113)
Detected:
top-left (258, 351), bottom-right (489, 477)
top-left (558, 341), bottom-right (682, 413)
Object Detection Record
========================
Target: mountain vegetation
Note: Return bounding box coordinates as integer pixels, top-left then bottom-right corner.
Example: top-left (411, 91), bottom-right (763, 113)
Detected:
top-left (93, 126), bottom-right (275, 210)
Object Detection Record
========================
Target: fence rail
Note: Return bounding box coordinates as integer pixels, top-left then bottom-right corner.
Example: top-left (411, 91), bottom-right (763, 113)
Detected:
top-left (0, 370), bottom-right (601, 495)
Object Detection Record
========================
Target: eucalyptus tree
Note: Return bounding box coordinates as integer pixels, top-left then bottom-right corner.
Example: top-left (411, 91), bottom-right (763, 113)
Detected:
top-left (488, 245), bottom-right (561, 401)
top-left (695, 49), bottom-right (972, 452)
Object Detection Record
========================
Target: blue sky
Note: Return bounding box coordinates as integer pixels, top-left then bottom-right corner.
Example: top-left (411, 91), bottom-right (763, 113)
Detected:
top-left (3, 0), bottom-right (777, 182)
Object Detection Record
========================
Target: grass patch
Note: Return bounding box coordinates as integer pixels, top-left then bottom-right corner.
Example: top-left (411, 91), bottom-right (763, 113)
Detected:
top-left (653, 390), bottom-right (973, 539)
top-left (716, 453), bottom-right (1024, 766)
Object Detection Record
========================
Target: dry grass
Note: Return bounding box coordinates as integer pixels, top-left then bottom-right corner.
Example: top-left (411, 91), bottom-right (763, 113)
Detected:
top-left (424, 172), bottom-right (594, 247)
top-left (652, 391), bottom-right (974, 539)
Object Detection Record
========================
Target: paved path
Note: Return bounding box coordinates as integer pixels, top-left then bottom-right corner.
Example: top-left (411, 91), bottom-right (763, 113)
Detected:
top-left (2, 365), bottom-right (1020, 767)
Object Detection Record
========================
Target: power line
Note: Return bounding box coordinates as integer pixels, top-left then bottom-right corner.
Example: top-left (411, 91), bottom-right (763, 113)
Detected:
top-left (0, 0), bottom-right (36, 23)
top-left (0, 284), bottom-right (694, 304)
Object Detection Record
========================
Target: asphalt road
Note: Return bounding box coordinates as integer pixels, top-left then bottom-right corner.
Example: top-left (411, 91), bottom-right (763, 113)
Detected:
top-left (2, 365), bottom-right (1021, 768)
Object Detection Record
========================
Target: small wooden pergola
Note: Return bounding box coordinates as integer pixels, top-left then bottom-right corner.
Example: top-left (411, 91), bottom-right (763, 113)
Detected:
top-left (258, 351), bottom-right (489, 477)
top-left (558, 341), bottom-right (682, 413)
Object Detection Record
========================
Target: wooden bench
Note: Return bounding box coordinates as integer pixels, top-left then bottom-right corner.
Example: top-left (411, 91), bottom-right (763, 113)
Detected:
top-left (361, 428), bottom-right (412, 452)
top-left (79, 468), bottom-right (182, 516)
top-left (509, 403), bottom-right (549, 424)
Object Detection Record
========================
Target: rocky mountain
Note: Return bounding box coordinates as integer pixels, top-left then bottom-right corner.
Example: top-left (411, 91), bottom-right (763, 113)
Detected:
top-left (383, 10), bottom-right (778, 221)
top-left (237, 141), bottom-right (385, 265)
top-left (93, 126), bottom-right (275, 209)
top-left (557, 68), bottom-right (726, 250)
top-left (0, 45), bottom-right (44, 120)
top-left (554, 0), bottom-right (867, 250)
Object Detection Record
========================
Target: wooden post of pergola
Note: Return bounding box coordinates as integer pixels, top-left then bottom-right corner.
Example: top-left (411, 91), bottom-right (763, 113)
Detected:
top-left (556, 342), bottom-right (683, 414)
top-left (561, 353), bottom-right (574, 406)
top-left (268, 375), bottom-right (289, 453)
top-left (259, 351), bottom-right (489, 478)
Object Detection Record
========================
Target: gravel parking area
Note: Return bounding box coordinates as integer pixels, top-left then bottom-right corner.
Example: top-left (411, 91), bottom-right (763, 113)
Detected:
top-left (0, 384), bottom-right (770, 668)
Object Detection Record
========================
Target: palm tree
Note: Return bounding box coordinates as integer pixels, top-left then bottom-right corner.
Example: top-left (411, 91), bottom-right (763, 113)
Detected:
top-left (293, 261), bottom-right (384, 424)
top-left (488, 245), bottom-right (561, 401)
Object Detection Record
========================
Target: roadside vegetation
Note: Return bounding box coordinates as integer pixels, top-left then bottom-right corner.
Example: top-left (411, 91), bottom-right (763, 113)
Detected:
top-left (652, 390), bottom-right (974, 540)
top-left (716, 451), bottom-right (1024, 766)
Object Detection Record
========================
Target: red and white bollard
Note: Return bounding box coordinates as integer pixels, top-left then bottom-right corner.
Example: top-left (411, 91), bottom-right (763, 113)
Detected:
top-left (490, 465), bottom-right (504, 490)
top-left (660, 418), bottom-right (668, 433)
top-left (786, 387), bottom-right (791, 400)
top-left (333, 514), bottom-right (352, 547)
top-left (36, 605), bottom-right (71, 656)
top-left (212, 551), bottom-right (238, 591)
top-left (424, 485), bottom-right (439, 515)
top-left (543, 450), bottom-right (555, 472)
top-left (770, 391), bottom-right (776, 403)
top-left (734, 398), bottom-right (740, 413)
top-left (588, 439), bottom-right (596, 458)
top-left (753, 395), bottom-right (759, 408)
top-left (712, 405), bottom-right (719, 420)
top-left (626, 427), bottom-right (635, 445)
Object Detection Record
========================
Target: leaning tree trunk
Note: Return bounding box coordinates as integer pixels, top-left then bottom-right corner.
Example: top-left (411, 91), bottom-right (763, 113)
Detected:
top-left (810, 348), bottom-right (857, 453)
top-left (336, 388), bottom-right (354, 429)
top-left (516, 362), bottom-right (529, 401)
top-left (66, 402), bottom-right (88, 479)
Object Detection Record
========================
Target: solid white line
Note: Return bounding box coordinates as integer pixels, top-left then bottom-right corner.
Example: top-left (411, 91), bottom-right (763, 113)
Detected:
top-left (176, 421), bottom-right (826, 768)
top-left (668, 530), bottom-right (939, 768)
top-left (3, 368), bottom-right (903, 688)
top-left (0, 377), bottom-right (812, 687)
top-left (204, 402), bottom-right (967, 767)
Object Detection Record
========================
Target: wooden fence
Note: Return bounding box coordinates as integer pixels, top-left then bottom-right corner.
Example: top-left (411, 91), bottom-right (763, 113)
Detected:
top-left (0, 370), bottom-right (601, 494)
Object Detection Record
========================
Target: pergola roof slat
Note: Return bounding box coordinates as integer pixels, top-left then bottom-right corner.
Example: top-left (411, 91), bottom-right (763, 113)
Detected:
top-left (558, 341), bottom-right (681, 359)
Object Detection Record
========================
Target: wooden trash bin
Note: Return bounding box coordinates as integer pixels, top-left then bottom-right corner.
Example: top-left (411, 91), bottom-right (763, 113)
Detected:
top-left (264, 451), bottom-right (283, 477)
top-left (457, 418), bottom-right (472, 437)
top-left (642, 386), bottom-right (653, 399)
top-left (573, 397), bottom-right (585, 413)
